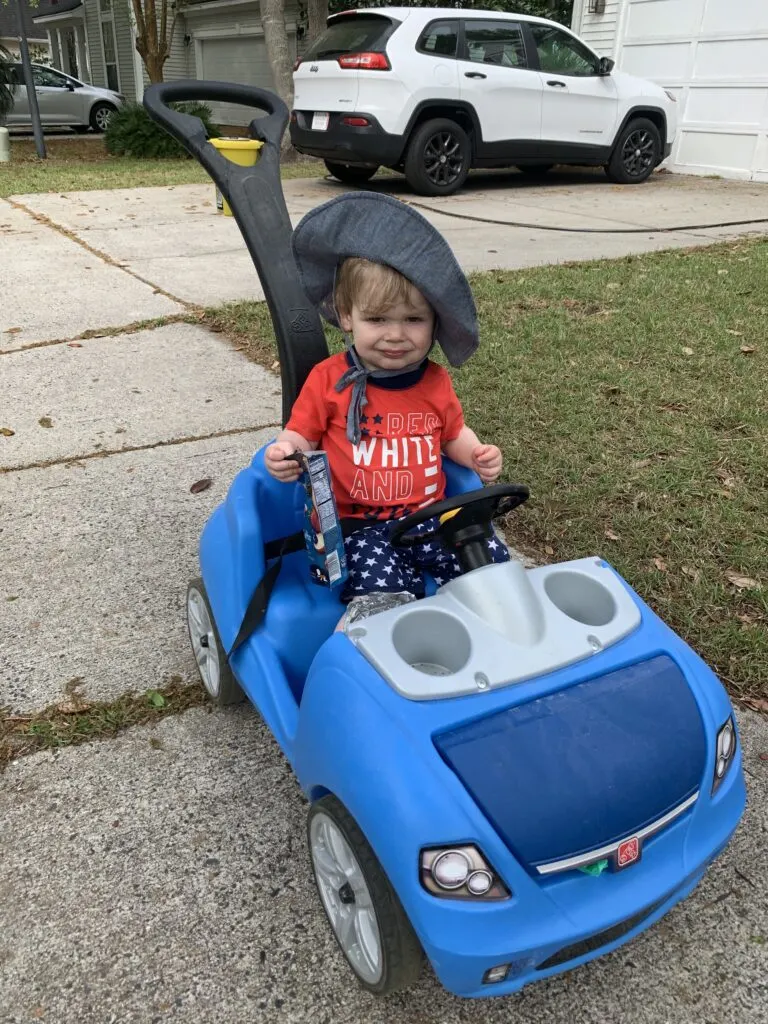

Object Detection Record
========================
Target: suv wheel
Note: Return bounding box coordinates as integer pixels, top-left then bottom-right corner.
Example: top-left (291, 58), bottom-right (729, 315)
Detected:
top-left (324, 161), bottom-right (379, 185)
top-left (404, 118), bottom-right (471, 197)
top-left (605, 117), bottom-right (661, 184)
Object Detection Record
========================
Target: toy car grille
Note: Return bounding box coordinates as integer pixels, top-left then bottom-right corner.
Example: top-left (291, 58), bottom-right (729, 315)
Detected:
top-left (535, 895), bottom-right (669, 971)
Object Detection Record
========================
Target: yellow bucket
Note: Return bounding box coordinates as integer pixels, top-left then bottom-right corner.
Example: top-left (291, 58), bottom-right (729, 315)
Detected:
top-left (210, 137), bottom-right (264, 216)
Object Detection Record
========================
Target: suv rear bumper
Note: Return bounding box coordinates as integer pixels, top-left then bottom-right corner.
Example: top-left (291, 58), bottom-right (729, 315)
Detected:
top-left (290, 111), bottom-right (405, 167)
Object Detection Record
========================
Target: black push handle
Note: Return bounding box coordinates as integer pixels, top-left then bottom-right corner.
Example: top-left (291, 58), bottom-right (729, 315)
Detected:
top-left (143, 79), bottom-right (287, 160)
top-left (143, 81), bottom-right (328, 425)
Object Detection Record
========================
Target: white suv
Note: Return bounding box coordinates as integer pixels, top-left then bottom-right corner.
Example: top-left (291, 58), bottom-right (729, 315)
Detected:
top-left (291, 7), bottom-right (677, 195)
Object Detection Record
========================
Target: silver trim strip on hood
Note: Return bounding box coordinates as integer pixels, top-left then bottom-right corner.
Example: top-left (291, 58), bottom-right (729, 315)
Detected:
top-left (536, 792), bottom-right (700, 876)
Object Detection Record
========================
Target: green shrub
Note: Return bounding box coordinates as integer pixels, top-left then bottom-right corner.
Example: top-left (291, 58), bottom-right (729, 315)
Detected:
top-left (105, 101), bottom-right (217, 159)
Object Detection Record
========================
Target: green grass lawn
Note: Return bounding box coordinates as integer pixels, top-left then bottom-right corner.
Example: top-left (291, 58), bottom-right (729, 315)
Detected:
top-left (205, 238), bottom-right (767, 707)
top-left (0, 135), bottom-right (324, 197)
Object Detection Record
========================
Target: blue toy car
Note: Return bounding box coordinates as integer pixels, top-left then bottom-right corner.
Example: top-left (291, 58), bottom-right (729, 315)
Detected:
top-left (145, 83), bottom-right (746, 1000)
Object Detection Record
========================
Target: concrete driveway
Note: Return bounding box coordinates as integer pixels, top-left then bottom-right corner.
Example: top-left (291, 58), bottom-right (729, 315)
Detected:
top-left (1, 170), bottom-right (767, 1024)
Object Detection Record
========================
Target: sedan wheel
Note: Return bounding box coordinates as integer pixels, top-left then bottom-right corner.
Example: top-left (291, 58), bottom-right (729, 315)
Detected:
top-left (90, 102), bottom-right (116, 133)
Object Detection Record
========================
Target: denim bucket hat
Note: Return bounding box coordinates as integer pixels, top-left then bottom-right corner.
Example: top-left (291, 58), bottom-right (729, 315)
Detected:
top-left (292, 191), bottom-right (479, 368)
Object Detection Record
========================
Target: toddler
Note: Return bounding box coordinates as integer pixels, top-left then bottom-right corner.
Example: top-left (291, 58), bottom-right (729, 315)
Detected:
top-left (265, 192), bottom-right (509, 601)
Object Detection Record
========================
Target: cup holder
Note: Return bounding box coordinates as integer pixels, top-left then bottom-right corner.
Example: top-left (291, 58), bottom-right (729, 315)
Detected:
top-left (392, 609), bottom-right (471, 676)
top-left (543, 570), bottom-right (617, 627)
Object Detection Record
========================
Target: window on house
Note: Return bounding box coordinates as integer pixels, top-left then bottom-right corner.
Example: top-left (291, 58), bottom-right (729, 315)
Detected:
top-left (98, 0), bottom-right (120, 92)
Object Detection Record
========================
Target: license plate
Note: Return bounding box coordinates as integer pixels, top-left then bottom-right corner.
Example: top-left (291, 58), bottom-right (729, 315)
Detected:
top-left (614, 835), bottom-right (642, 870)
top-left (311, 112), bottom-right (330, 131)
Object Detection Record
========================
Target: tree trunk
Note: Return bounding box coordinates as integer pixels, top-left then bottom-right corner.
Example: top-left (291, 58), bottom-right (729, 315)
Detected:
top-left (143, 52), bottom-right (166, 84)
top-left (306, 0), bottom-right (328, 48)
top-left (259, 0), bottom-right (294, 154)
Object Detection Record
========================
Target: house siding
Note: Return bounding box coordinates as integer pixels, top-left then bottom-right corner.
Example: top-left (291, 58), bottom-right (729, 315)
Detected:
top-left (114, 1), bottom-right (136, 101)
top-left (84, 2), bottom-right (105, 88)
top-left (572, 0), bottom-right (623, 57)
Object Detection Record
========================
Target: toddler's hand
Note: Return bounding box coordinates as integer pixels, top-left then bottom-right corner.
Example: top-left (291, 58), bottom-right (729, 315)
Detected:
top-left (265, 442), bottom-right (303, 482)
top-left (472, 444), bottom-right (502, 484)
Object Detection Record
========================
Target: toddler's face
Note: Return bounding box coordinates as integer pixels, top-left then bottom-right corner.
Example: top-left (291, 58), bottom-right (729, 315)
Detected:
top-left (339, 289), bottom-right (435, 372)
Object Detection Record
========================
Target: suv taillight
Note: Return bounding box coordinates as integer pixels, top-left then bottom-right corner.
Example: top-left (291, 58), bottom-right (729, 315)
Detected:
top-left (338, 52), bottom-right (390, 70)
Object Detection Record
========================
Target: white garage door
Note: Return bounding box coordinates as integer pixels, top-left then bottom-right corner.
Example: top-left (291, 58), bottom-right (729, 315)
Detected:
top-left (197, 36), bottom-right (289, 126)
top-left (616, 0), bottom-right (768, 180)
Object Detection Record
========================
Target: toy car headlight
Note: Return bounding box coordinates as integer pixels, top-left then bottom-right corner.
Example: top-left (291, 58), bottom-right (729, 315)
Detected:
top-left (420, 845), bottom-right (510, 900)
top-left (712, 716), bottom-right (737, 794)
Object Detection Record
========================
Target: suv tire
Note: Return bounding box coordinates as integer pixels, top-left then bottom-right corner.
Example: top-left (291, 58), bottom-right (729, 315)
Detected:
top-left (605, 117), bottom-right (662, 184)
top-left (404, 118), bottom-right (471, 197)
top-left (324, 161), bottom-right (379, 185)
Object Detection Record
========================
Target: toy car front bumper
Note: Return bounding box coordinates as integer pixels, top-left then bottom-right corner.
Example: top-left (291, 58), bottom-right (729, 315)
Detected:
top-left (417, 764), bottom-right (745, 999)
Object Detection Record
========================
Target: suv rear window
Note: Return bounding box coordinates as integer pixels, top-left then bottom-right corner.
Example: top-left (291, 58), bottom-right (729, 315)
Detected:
top-left (417, 21), bottom-right (459, 58)
top-left (303, 14), bottom-right (397, 61)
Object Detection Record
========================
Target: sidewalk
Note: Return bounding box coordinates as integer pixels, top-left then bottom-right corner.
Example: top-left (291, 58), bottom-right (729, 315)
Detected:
top-left (1, 175), bottom-right (767, 1023)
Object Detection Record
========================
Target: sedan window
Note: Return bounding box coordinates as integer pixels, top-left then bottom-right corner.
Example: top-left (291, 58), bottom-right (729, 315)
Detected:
top-left (32, 67), bottom-right (70, 88)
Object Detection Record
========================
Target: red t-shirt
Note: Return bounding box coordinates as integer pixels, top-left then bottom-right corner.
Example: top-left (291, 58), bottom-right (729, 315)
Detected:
top-left (286, 353), bottom-right (465, 520)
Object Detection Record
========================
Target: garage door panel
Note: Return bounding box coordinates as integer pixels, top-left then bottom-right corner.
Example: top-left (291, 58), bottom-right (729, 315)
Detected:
top-left (621, 41), bottom-right (690, 80)
top-left (694, 39), bottom-right (768, 80)
top-left (677, 130), bottom-right (758, 173)
top-left (685, 87), bottom-right (768, 127)
top-left (702, 0), bottom-right (768, 35)
top-left (626, 0), bottom-right (703, 41)
top-left (198, 36), bottom-right (290, 126)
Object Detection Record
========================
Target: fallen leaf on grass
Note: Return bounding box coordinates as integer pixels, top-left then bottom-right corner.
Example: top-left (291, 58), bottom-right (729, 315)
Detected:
top-left (190, 478), bottom-right (212, 494)
top-left (1, 426), bottom-right (15, 437)
top-left (660, 402), bottom-right (687, 412)
top-left (544, 544), bottom-right (555, 555)
top-left (38, 417), bottom-right (53, 428)
top-left (725, 570), bottom-right (761, 591)
top-left (743, 697), bottom-right (768, 714)
top-left (653, 557), bottom-right (668, 572)
top-left (740, 345), bottom-right (756, 355)
top-left (681, 347), bottom-right (694, 356)
top-left (715, 468), bottom-right (736, 488)
top-left (632, 457), bottom-right (653, 470)
top-left (717, 269), bottom-right (729, 276)
top-left (682, 566), bottom-right (701, 583)
top-left (147, 690), bottom-right (166, 708)
top-left (605, 530), bottom-right (620, 541)
top-left (726, 329), bottom-right (743, 336)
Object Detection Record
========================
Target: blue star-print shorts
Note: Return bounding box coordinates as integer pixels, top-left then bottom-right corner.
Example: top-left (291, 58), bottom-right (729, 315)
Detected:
top-left (341, 516), bottom-right (510, 601)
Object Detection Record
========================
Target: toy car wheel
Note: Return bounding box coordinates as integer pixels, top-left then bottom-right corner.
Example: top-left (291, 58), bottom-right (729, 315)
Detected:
top-left (308, 795), bottom-right (422, 995)
top-left (186, 579), bottom-right (244, 706)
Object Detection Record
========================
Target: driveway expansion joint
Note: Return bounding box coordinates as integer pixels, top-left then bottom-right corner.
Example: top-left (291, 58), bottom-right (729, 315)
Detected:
top-left (0, 423), bottom-right (281, 475)
top-left (7, 197), bottom-right (193, 310)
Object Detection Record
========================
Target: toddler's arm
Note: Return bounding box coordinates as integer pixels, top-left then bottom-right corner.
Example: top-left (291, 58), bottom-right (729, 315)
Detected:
top-left (265, 430), bottom-right (317, 483)
top-left (443, 426), bottom-right (503, 484)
